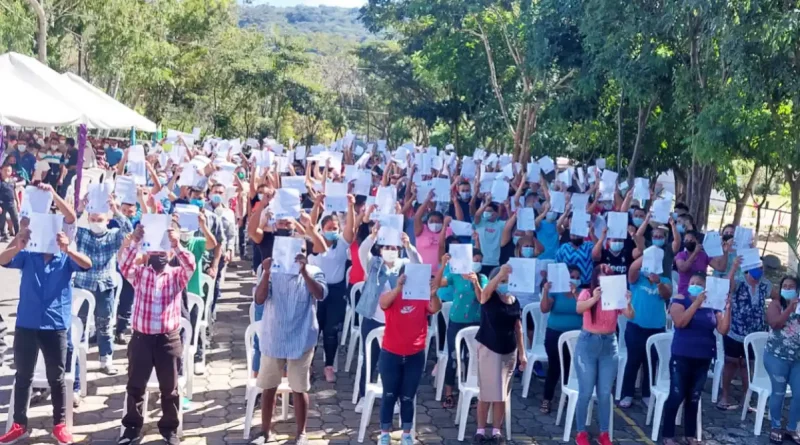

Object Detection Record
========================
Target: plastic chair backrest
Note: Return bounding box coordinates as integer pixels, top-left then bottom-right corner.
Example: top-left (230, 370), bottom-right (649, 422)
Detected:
top-left (346, 266), bottom-right (352, 286)
top-left (112, 272), bottom-right (123, 300)
top-left (201, 273), bottom-right (215, 320)
top-left (455, 326), bottom-right (480, 388)
top-left (434, 302), bottom-right (453, 354)
top-left (186, 293), bottom-right (204, 345)
top-left (744, 331), bottom-right (770, 385)
top-left (72, 289), bottom-right (95, 333)
top-left (350, 282), bottom-right (364, 307)
top-left (714, 330), bottom-right (724, 362)
top-left (364, 327), bottom-right (386, 386)
top-left (179, 317), bottom-right (193, 377)
top-left (522, 303), bottom-right (548, 352)
top-left (671, 271), bottom-right (679, 288)
top-left (646, 332), bottom-right (673, 388)
top-left (618, 316), bottom-right (629, 351)
top-left (441, 301), bottom-right (452, 324)
top-left (249, 301), bottom-right (255, 325)
top-left (244, 321), bottom-right (263, 377)
top-left (558, 330), bottom-right (581, 389)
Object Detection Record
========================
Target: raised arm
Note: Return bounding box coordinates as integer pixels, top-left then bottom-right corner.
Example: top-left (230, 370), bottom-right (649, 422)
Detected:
top-left (592, 227), bottom-right (607, 262)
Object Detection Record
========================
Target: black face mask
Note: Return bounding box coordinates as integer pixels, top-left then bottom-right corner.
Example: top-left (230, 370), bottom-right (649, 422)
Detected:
top-left (685, 241), bottom-right (697, 252)
top-left (275, 228), bottom-right (292, 237)
top-left (571, 237), bottom-right (583, 246)
top-left (722, 234), bottom-right (734, 242)
top-left (148, 254), bottom-right (168, 272)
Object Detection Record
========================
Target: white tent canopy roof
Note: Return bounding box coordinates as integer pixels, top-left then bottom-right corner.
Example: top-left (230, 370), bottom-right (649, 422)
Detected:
top-left (0, 52), bottom-right (156, 131)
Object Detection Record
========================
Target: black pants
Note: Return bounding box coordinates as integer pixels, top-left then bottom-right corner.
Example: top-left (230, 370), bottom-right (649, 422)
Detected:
top-left (238, 223), bottom-right (247, 258)
top-left (317, 280), bottom-right (347, 367)
top-left (661, 356), bottom-right (711, 439)
top-left (115, 276), bottom-right (135, 336)
top-left (123, 329), bottom-right (182, 436)
top-left (543, 328), bottom-right (570, 401)
top-left (0, 199), bottom-right (19, 237)
top-left (621, 323), bottom-right (663, 399)
top-left (12, 327), bottom-right (67, 426)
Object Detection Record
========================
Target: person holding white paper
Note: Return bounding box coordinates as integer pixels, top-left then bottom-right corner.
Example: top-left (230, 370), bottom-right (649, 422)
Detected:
top-left (447, 178), bottom-right (475, 225)
top-left (474, 196), bottom-right (507, 275)
top-left (717, 256), bottom-right (770, 411)
top-left (538, 266), bottom-right (583, 414)
top-left (375, 262), bottom-right (442, 445)
top-left (618, 254), bottom-right (672, 409)
top-left (712, 224), bottom-right (745, 282)
top-left (573, 266), bottom-right (634, 445)
top-left (498, 205), bottom-right (545, 267)
top-left (0, 215), bottom-right (91, 445)
top-left (591, 224), bottom-right (644, 277)
top-left (764, 276), bottom-right (800, 443)
top-left (473, 264), bottom-right (525, 443)
top-left (354, 224), bottom-right (422, 412)
top-left (663, 272), bottom-right (731, 445)
top-left (556, 220), bottom-right (595, 286)
top-left (636, 214), bottom-right (681, 279)
top-left (414, 191), bottom-right (453, 273)
top-left (674, 229), bottom-right (728, 296)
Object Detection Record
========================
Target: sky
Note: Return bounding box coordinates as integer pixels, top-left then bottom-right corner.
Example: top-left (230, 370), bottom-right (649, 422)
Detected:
top-left (251, 0), bottom-right (366, 7)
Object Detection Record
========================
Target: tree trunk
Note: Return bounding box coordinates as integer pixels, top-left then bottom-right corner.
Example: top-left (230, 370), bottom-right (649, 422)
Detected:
top-left (788, 172), bottom-right (800, 242)
top-left (627, 97), bottom-right (658, 186)
top-left (24, 0), bottom-right (47, 63)
top-left (732, 164), bottom-right (762, 226)
top-left (687, 160), bottom-right (716, 230)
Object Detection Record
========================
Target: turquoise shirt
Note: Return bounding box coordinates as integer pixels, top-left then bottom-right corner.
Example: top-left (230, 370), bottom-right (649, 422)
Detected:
top-left (444, 265), bottom-right (487, 324)
top-left (546, 292), bottom-right (583, 332)
top-left (630, 275), bottom-right (670, 329)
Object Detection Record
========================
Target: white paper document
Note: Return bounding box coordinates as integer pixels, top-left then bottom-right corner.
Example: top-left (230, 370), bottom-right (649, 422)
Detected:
top-left (606, 212), bottom-right (629, 240)
top-left (508, 258), bottom-right (537, 293)
top-left (115, 176), bottom-right (137, 205)
top-left (539, 156), bottom-right (555, 174)
top-left (432, 178), bottom-right (450, 203)
top-left (526, 162), bottom-right (540, 183)
top-left (141, 214), bottom-right (171, 252)
top-left (20, 186), bottom-right (53, 218)
top-left (733, 226), bottom-right (754, 251)
top-left (402, 264), bottom-right (432, 301)
top-left (738, 247), bottom-right (762, 271)
top-left (550, 191), bottom-right (566, 213)
top-left (374, 186), bottom-right (397, 218)
top-left (271, 236), bottom-right (304, 275)
top-left (642, 246), bottom-right (664, 275)
top-left (491, 180), bottom-right (510, 203)
top-left (174, 204), bottom-right (200, 232)
top-left (634, 178), bottom-right (650, 203)
top-left (703, 277), bottom-right (729, 311)
top-left (599, 170), bottom-right (618, 201)
top-left (269, 188), bottom-right (302, 220)
top-left (516, 207), bottom-right (536, 232)
top-left (571, 211), bottom-right (591, 237)
top-left (547, 263), bottom-right (571, 294)
top-left (281, 176), bottom-right (306, 194)
top-left (599, 274), bottom-right (628, 311)
top-left (377, 214), bottom-right (404, 246)
top-left (448, 244), bottom-right (473, 275)
top-left (651, 199), bottom-right (672, 224)
top-left (571, 193), bottom-right (590, 212)
top-left (86, 182), bottom-right (112, 214)
top-left (450, 220), bottom-right (473, 237)
top-left (26, 213), bottom-right (63, 254)
top-left (702, 231), bottom-right (723, 258)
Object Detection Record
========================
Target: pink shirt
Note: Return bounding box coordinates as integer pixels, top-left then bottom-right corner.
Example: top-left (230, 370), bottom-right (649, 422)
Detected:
top-left (415, 226), bottom-right (453, 274)
top-left (578, 289), bottom-right (621, 333)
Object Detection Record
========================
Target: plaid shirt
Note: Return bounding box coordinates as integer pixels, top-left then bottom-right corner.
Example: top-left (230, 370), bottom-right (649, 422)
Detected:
top-left (74, 214), bottom-right (133, 291)
top-left (120, 243), bottom-right (195, 334)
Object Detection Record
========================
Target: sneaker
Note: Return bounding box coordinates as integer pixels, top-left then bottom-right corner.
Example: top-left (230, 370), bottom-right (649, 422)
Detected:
top-left (473, 432), bottom-right (486, 444)
top-left (401, 433), bottom-right (413, 445)
top-left (355, 399), bottom-right (364, 413)
top-left (597, 432), bottom-right (612, 445)
top-left (295, 433), bottom-right (309, 445)
top-left (30, 388), bottom-right (50, 405)
top-left (575, 432), bottom-right (590, 445)
top-left (324, 366), bottom-right (336, 383)
top-left (618, 397), bottom-right (633, 409)
top-left (114, 333), bottom-right (128, 346)
top-left (0, 236), bottom-right (10, 243)
top-left (52, 423), bottom-right (73, 445)
top-left (194, 361), bottom-right (206, 376)
top-left (118, 427), bottom-right (142, 445)
top-left (72, 392), bottom-right (81, 408)
top-left (490, 433), bottom-right (504, 444)
top-left (99, 356), bottom-right (118, 375)
top-left (379, 433), bottom-right (391, 445)
top-left (249, 432), bottom-right (270, 444)
top-left (0, 423), bottom-right (29, 444)
top-left (181, 397), bottom-right (192, 411)
top-left (533, 361), bottom-right (545, 379)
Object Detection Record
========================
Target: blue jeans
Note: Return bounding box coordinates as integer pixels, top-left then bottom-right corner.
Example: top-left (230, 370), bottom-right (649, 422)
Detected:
top-left (378, 349), bottom-right (424, 431)
top-left (764, 350), bottom-right (800, 431)
top-left (358, 317), bottom-right (384, 401)
top-left (115, 276), bottom-right (135, 335)
top-left (68, 287), bottom-right (115, 392)
top-left (661, 356), bottom-right (710, 439)
top-left (575, 331), bottom-right (618, 433)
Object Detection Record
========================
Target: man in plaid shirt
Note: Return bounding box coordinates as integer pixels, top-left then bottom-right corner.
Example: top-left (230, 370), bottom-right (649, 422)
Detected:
top-left (117, 224), bottom-right (195, 445)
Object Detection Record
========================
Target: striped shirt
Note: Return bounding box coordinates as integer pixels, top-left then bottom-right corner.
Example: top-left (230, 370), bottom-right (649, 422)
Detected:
top-left (258, 265), bottom-right (328, 360)
top-left (120, 243), bottom-right (195, 334)
top-left (555, 241), bottom-right (595, 285)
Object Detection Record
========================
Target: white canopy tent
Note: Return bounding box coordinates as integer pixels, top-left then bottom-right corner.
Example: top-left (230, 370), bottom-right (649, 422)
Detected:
top-left (61, 72), bottom-right (157, 132)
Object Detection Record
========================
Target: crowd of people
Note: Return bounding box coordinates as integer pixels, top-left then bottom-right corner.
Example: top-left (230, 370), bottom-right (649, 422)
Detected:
top-left (0, 129), bottom-right (795, 445)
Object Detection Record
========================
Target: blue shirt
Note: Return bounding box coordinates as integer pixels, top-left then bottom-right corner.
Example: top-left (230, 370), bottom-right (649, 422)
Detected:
top-left (546, 292), bottom-right (583, 332)
top-left (74, 215), bottom-right (133, 292)
top-left (476, 219), bottom-right (506, 266)
top-left (536, 220), bottom-right (559, 260)
top-left (630, 275), bottom-right (670, 329)
top-left (555, 241), bottom-right (594, 285)
top-left (670, 296), bottom-right (719, 360)
top-left (105, 147), bottom-right (124, 167)
top-left (5, 251), bottom-right (86, 330)
top-left (19, 152), bottom-right (36, 178)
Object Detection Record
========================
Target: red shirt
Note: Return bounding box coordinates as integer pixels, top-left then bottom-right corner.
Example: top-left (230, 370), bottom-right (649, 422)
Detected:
top-left (382, 295), bottom-right (429, 356)
top-left (349, 242), bottom-right (364, 284)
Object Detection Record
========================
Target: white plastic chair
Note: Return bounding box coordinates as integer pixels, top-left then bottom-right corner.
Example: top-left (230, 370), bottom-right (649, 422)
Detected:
top-left (249, 301), bottom-right (256, 325)
top-left (615, 317), bottom-right (629, 401)
top-left (186, 293), bottom-right (204, 397)
top-left (424, 308), bottom-right (438, 373)
top-left (555, 330), bottom-right (614, 443)
top-left (242, 321), bottom-right (292, 439)
top-left (453, 326), bottom-right (512, 441)
top-left (111, 271), bottom-right (124, 328)
top-left (645, 332), bottom-right (702, 441)
top-left (434, 302), bottom-right (452, 401)
top-left (194, 273), bottom-right (216, 373)
top-left (72, 289), bottom-right (95, 397)
top-left (710, 330), bottom-right (725, 403)
top-left (521, 303), bottom-right (549, 398)
top-left (341, 267), bottom-right (353, 346)
top-left (742, 332), bottom-right (770, 436)
top-left (119, 318), bottom-right (192, 438)
top-left (345, 282), bottom-right (364, 375)
top-left (5, 319), bottom-right (82, 433)
top-left (357, 327), bottom-right (415, 442)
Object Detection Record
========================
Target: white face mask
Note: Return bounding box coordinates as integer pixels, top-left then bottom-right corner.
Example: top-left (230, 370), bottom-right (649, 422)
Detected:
top-left (180, 231), bottom-right (192, 243)
top-left (89, 222), bottom-right (107, 235)
top-left (427, 222), bottom-right (443, 233)
top-left (381, 249), bottom-right (399, 263)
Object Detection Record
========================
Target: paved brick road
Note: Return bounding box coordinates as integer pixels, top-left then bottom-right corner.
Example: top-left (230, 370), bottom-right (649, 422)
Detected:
top-left (0, 262), bottom-right (781, 444)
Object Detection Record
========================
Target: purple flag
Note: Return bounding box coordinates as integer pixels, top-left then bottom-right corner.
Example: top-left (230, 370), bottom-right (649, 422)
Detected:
top-left (73, 124), bottom-right (87, 212)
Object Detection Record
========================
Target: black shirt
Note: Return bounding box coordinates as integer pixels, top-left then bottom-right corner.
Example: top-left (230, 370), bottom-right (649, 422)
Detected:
top-left (257, 232), bottom-right (276, 259)
top-left (595, 239), bottom-right (636, 276)
top-left (447, 199), bottom-right (472, 223)
top-left (476, 292), bottom-right (522, 355)
top-left (0, 180), bottom-right (14, 203)
top-left (63, 148), bottom-right (79, 169)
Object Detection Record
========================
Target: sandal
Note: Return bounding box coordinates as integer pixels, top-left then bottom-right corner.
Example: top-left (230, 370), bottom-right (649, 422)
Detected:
top-left (442, 395), bottom-right (455, 409)
top-left (771, 429), bottom-right (785, 444)
top-left (716, 401), bottom-right (739, 411)
top-left (539, 399), bottom-right (551, 414)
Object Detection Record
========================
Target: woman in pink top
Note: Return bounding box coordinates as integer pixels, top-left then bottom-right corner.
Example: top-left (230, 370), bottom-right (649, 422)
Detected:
top-left (413, 190), bottom-right (452, 274)
top-left (573, 266), bottom-right (635, 445)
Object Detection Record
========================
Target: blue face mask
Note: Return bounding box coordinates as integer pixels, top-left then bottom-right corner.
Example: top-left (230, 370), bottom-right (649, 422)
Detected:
top-left (748, 268), bottom-right (764, 281)
top-left (569, 278), bottom-right (581, 288)
top-left (677, 224), bottom-right (686, 234)
top-left (521, 246), bottom-right (534, 258)
top-left (472, 262), bottom-right (483, 273)
top-left (633, 217), bottom-right (644, 227)
top-left (323, 231), bottom-right (339, 241)
top-left (652, 238), bottom-right (666, 247)
top-left (546, 211), bottom-right (557, 222)
top-left (483, 211), bottom-right (494, 221)
top-left (513, 236), bottom-right (521, 245)
top-left (210, 194), bottom-right (223, 205)
top-left (782, 289), bottom-right (798, 300)
top-left (610, 241), bottom-right (624, 253)
top-left (190, 199), bottom-right (204, 209)
top-left (688, 284), bottom-right (704, 297)
top-left (497, 283), bottom-right (509, 294)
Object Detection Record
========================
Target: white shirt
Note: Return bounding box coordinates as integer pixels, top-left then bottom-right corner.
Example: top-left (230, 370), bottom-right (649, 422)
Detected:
top-left (309, 237), bottom-right (350, 284)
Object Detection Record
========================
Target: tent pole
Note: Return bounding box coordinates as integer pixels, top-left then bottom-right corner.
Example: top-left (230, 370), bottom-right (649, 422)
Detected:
top-left (74, 124), bottom-right (87, 212)
top-left (130, 126), bottom-right (136, 146)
